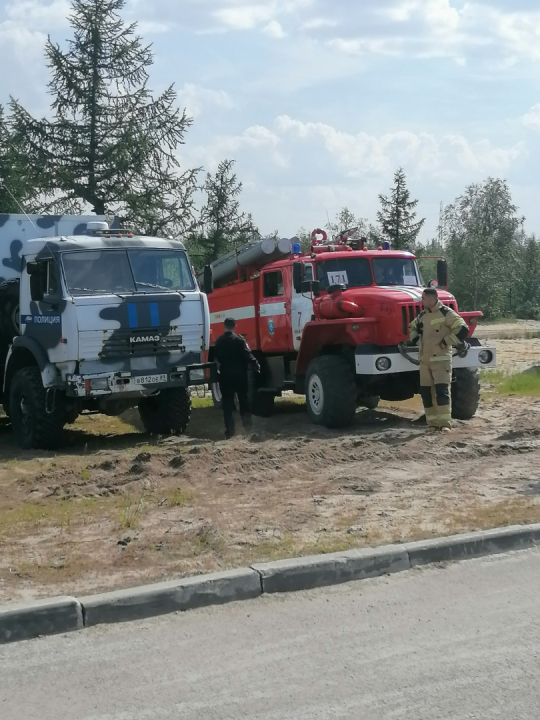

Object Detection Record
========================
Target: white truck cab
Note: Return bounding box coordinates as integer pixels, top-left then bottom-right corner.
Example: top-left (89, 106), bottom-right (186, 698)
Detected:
top-left (0, 217), bottom-right (214, 449)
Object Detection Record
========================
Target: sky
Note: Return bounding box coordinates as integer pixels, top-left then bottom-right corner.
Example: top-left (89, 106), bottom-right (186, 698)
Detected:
top-left (1, 0), bottom-right (540, 240)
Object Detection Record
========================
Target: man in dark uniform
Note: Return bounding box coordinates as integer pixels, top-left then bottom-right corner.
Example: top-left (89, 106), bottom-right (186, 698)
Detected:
top-left (214, 318), bottom-right (260, 439)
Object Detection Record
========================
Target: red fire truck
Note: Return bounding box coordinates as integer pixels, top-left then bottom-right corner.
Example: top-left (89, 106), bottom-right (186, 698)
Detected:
top-left (204, 231), bottom-right (496, 428)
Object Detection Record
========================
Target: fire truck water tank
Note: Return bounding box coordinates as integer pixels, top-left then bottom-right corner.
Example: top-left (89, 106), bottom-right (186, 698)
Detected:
top-left (206, 236), bottom-right (295, 288)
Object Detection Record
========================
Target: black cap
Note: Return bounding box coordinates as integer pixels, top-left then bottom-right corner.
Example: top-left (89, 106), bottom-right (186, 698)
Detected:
top-left (224, 317), bottom-right (237, 328)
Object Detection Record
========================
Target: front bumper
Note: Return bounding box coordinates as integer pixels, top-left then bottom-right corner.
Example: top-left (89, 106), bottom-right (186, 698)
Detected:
top-left (66, 362), bottom-right (217, 398)
top-left (355, 340), bottom-right (496, 376)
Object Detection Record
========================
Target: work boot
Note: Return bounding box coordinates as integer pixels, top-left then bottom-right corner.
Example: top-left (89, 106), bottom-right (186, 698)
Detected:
top-left (440, 426), bottom-right (451, 433)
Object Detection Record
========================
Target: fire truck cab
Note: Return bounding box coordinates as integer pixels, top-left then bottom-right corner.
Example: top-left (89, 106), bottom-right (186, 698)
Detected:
top-left (207, 235), bottom-right (496, 428)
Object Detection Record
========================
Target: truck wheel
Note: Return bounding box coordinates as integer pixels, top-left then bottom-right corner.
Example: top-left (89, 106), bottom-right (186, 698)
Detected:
top-left (251, 391), bottom-right (275, 418)
top-left (0, 278), bottom-right (20, 339)
top-left (138, 387), bottom-right (192, 435)
top-left (359, 395), bottom-right (380, 410)
top-left (9, 366), bottom-right (65, 450)
top-left (451, 368), bottom-right (480, 420)
top-left (211, 382), bottom-right (222, 410)
top-left (305, 355), bottom-right (356, 428)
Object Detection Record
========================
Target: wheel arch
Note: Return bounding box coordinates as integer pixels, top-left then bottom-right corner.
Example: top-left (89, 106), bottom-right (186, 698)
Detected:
top-left (4, 338), bottom-right (56, 402)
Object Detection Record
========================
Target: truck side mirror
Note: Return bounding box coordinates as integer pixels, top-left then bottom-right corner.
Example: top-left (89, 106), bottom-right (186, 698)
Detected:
top-left (301, 280), bottom-right (320, 297)
top-left (437, 260), bottom-right (448, 289)
top-left (42, 292), bottom-right (62, 307)
top-left (26, 262), bottom-right (39, 276)
top-left (203, 265), bottom-right (214, 295)
top-left (293, 262), bottom-right (303, 293)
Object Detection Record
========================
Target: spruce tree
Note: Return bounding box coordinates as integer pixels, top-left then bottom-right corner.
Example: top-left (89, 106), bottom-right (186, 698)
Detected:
top-left (192, 160), bottom-right (258, 265)
top-left (10, 0), bottom-right (196, 231)
top-left (377, 168), bottom-right (425, 249)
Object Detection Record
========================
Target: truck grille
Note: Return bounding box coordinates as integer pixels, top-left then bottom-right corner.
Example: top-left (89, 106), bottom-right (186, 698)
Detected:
top-left (401, 301), bottom-right (459, 336)
top-left (401, 304), bottom-right (423, 335)
top-left (99, 329), bottom-right (186, 358)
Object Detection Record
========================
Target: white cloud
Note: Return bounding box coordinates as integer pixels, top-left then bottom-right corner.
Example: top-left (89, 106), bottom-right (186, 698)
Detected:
top-left (274, 114), bottom-right (525, 177)
top-left (4, 0), bottom-right (70, 25)
top-left (302, 17), bottom-right (338, 30)
top-left (214, 4), bottom-right (275, 30)
top-left (523, 104), bottom-right (540, 131)
top-left (263, 20), bottom-right (286, 38)
top-left (178, 84), bottom-right (234, 118)
top-left (189, 125), bottom-right (288, 172)
top-left (137, 20), bottom-right (171, 35)
top-left (383, 0), bottom-right (419, 23)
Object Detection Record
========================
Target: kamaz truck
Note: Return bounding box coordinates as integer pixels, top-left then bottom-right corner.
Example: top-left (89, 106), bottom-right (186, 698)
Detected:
top-left (0, 215), bottom-right (214, 449)
top-left (205, 229), bottom-right (497, 428)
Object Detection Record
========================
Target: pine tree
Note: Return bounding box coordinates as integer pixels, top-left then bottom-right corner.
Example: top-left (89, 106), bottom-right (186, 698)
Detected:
top-left (377, 168), bottom-right (425, 249)
top-left (192, 160), bottom-right (258, 266)
top-left (10, 0), bottom-right (196, 231)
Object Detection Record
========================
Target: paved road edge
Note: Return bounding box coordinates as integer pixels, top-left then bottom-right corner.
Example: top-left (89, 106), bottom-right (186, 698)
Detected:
top-left (2, 523), bottom-right (540, 644)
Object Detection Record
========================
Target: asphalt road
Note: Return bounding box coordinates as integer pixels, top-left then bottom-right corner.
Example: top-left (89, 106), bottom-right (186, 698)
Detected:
top-left (2, 549), bottom-right (540, 719)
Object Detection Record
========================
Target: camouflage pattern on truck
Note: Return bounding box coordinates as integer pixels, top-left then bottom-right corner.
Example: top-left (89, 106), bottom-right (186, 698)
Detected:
top-left (15, 234), bottom-right (206, 392)
top-left (0, 214), bottom-right (119, 283)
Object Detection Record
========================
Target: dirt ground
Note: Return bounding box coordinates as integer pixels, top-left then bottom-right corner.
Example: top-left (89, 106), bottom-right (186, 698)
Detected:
top-left (1, 334), bottom-right (540, 605)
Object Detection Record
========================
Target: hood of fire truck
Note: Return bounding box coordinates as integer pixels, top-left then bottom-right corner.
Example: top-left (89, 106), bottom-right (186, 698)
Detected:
top-left (314, 285), bottom-right (457, 346)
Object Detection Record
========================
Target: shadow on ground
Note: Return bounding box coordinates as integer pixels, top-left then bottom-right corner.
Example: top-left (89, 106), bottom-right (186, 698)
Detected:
top-left (0, 399), bottom-right (424, 462)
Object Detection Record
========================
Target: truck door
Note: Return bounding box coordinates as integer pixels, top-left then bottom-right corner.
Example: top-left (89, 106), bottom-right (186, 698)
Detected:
top-left (259, 268), bottom-right (291, 352)
top-left (290, 263), bottom-right (315, 351)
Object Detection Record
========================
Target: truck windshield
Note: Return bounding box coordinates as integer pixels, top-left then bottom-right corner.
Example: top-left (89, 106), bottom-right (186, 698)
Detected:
top-left (372, 257), bottom-right (420, 287)
top-left (316, 258), bottom-right (372, 290)
top-left (62, 249), bottom-right (195, 295)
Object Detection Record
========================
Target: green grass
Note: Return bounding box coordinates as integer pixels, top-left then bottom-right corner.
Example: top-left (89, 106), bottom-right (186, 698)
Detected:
top-left (481, 369), bottom-right (540, 396)
top-left (191, 395), bottom-right (214, 409)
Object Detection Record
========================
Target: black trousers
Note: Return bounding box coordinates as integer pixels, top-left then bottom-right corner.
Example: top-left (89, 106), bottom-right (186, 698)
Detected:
top-left (219, 377), bottom-right (252, 437)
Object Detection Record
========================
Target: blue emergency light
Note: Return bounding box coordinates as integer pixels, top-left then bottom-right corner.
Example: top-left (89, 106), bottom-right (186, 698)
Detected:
top-left (292, 242), bottom-right (301, 255)
top-left (383, 241), bottom-right (391, 250)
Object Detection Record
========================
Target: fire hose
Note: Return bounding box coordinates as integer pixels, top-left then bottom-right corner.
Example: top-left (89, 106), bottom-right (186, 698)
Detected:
top-left (397, 341), bottom-right (471, 367)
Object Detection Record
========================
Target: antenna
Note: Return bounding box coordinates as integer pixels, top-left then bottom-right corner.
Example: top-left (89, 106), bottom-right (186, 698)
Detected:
top-left (438, 201), bottom-right (443, 246)
top-left (0, 182), bottom-right (38, 231)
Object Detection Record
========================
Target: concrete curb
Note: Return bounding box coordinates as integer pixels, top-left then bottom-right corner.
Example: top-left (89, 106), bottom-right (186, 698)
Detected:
top-left (2, 523), bottom-right (540, 644)
top-left (252, 544), bottom-right (409, 594)
top-left (405, 523), bottom-right (540, 567)
top-left (0, 596), bottom-right (83, 644)
top-left (80, 568), bottom-right (261, 627)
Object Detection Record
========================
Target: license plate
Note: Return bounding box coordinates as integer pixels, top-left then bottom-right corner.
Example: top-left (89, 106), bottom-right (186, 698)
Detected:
top-left (134, 374), bottom-right (168, 385)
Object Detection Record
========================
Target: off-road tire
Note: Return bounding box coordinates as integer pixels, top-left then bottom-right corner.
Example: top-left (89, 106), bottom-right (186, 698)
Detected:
top-left (138, 387), bottom-right (191, 435)
top-left (251, 390), bottom-right (275, 417)
top-left (305, 355), bottom-right (357, 428)
top-left (359, 395), bottom-right (380, 410)
top-left (451, 367), bottom-right (480, 420)
top-left (9, 366), bottom-right (65, 450)
top-left (0, 278), bottom-right (20, 341)
top-left (247, 365), bottom-right (275, 417)
top-left (211, 382), bottom-right (222, 410)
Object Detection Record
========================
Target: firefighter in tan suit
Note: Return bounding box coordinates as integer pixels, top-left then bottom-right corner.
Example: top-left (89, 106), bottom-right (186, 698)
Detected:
top-left (408, 287), bottom-right (469, 431)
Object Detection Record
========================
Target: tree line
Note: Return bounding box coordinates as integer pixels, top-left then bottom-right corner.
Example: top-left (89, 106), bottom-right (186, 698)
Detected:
top-left (0, 0), bottom-right (538, 319)
top-left (316, 174), bottom-right (540, 321)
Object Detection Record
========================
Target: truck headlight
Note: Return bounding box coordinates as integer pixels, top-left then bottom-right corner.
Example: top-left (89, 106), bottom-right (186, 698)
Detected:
top-left (478, 350), bottom-right (493, 364)
top-left (375, 357), bottom-right (392, 372)
top-left (190, 369), bottom-right (205, 382)
top-left (90, 377), bottom-right (109, 390)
